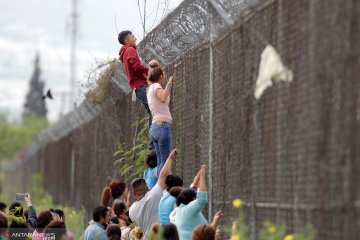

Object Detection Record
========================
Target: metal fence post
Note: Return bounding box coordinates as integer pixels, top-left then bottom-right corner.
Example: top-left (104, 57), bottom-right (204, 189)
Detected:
top-left (208, 13), bottom-right (215, 222)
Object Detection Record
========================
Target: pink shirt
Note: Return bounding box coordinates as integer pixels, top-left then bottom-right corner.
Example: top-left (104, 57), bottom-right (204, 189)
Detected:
top-left (147, 83), bottom-right (172, 123)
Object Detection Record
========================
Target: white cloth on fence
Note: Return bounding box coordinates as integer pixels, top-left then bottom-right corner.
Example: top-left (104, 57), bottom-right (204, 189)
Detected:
top-left (255, 45), bottom-right (293, 99)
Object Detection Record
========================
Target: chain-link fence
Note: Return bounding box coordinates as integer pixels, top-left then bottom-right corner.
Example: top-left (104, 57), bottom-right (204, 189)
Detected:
top-left (2, 0), bottom-right (359, 239)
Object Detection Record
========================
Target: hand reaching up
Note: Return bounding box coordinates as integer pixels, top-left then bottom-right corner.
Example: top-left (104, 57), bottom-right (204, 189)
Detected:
top-left (168, 76), bottom-right (175, 85)
top-left (24, 193), bottom-right (32, 207)
top-left (211, 210), bottom-right (223, 228)
top-left (169, 148), bottom-right (178, 158)
top-left (198, 165), bottom-right (207, 192)
top-left (158, 148), bottom-right (178, 189)
top-left (192, 165), bottom-right (207, 189)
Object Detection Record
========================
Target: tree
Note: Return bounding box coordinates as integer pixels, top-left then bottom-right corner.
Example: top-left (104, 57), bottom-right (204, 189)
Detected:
top-left (0, 113), bottom-right (48, 160)
top-left (23, 53), bottom-right (47, 120)
top-left (134, 0), bottom-right (171, 37)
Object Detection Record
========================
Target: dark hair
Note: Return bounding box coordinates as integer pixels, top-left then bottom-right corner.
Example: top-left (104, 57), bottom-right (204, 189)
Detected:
top-left (109, 180), bottom-right (126, 199)
top-left (9, 220), bottom-right (28, 240)
top-left (9, 202), bottom-right (23, 218)
top-left (0, 202), bottom-right (7, 212)
top-left (126, 210), bottom-right (133, 225)
top-left (147, 61), bottom-right (164, 83)
top-left (192, 224), bottom-right (216, 240)
top-left (118, 30), bottom-right (132, 45)
top-left (93, 206), bottom-right (108, 222)
top-left (49, 208), bottom-right (57, 220)
top-left (146, 150), bottom-right (157, 168)
top-left (169, 186), bottom-right (183, 200)
top-left (131, 178), bottom-right (147, 194)
top-left (37, 210), bottom-right (54, 229)
top-left (9, 220), bottom-right (27, 228)
top-left (100, 186), bottom-right (111, 207)
top-left (46, 220), bottom-right (67, 240)
top-left (54, 209), bottom-right (65, 221)
top-left (107, 224), bottom-right (122, 240)
top-left (163, 223), bottom-right (180, 240)
top-left (150, 223), bottom-right (179, 240)
top-left (113, 200), bottom-right (126, 218)
top-left (46, 220), bottom-right (66, 229)
top-left (0, 212), bottom-right (8, 230)
top-left (165, 175), bottom-right (183, 191)
top-left (177, 188), bottom-right (197, 206)
top-left (109, 217), bottom-right (120, 225)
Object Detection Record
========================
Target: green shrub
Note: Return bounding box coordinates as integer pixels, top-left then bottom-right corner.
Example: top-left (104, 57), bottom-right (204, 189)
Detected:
top-left (114, 117), bottom-right (148, 181)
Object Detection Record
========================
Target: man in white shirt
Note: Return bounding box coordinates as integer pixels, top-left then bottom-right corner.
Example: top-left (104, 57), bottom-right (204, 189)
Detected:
top-left (129, 149), bottom-right (178, 237)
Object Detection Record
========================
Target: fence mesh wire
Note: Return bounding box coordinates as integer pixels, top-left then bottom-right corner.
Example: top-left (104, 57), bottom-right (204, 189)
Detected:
top-left (1, 0), bottom-right (360, 239)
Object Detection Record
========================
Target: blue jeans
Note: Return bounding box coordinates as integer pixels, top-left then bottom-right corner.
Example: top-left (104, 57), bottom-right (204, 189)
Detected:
top-left (135, 85), bottom-right (152, 129)
top-left (149, 122), bottom-right (172, 174)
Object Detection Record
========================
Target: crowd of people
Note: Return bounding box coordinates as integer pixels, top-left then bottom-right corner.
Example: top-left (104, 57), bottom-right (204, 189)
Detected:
top-left (0, 152), bottom-right (222, 240)
top-left (0, 30), bottom-right (224, 240)
top-left (97, 145), bottom-right (223, 239)
top-left (0, 195), bottom-right (73, 240)
top-left (86, 148), bottom-right (223, 240)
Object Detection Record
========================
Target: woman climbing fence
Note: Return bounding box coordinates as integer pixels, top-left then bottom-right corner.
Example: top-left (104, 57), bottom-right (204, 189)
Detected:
top-left (146, 60), bottom-right (175, 174)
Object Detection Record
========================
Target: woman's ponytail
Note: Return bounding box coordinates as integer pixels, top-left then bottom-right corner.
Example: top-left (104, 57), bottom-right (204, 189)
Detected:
top-left (148, 60), bottom-right (163, 83)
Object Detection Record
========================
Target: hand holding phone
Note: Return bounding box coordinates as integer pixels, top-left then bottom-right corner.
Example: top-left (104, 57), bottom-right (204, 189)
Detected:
top-left (15, 193), bottom-right (28, 201)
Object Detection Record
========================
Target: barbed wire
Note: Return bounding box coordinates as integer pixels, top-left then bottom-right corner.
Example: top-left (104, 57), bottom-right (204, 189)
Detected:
top-left (18, 0), bottom-right (254, 157)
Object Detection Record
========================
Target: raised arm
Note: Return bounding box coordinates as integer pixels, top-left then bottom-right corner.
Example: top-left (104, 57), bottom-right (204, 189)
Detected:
top-left (190, 172), bottom-right (200, 189)
top-left (211, 210), bottom-right (223, 228)
top-left (24, 193), bottom-right (37, 228)
top-left (184, 166), bottom-right (208, 216)
top-left (155, 76), bottom-right (175, 102)
top-left (191, 165), bottom-right (206, 189)
top-left (157, 149), bottom-right (178, 189)
top-left (198, 165), bottom-right (207, 192)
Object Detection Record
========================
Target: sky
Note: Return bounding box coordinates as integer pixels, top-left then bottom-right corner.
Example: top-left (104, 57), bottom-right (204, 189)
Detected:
top-left (0, 0), bottom-right (183, 122)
